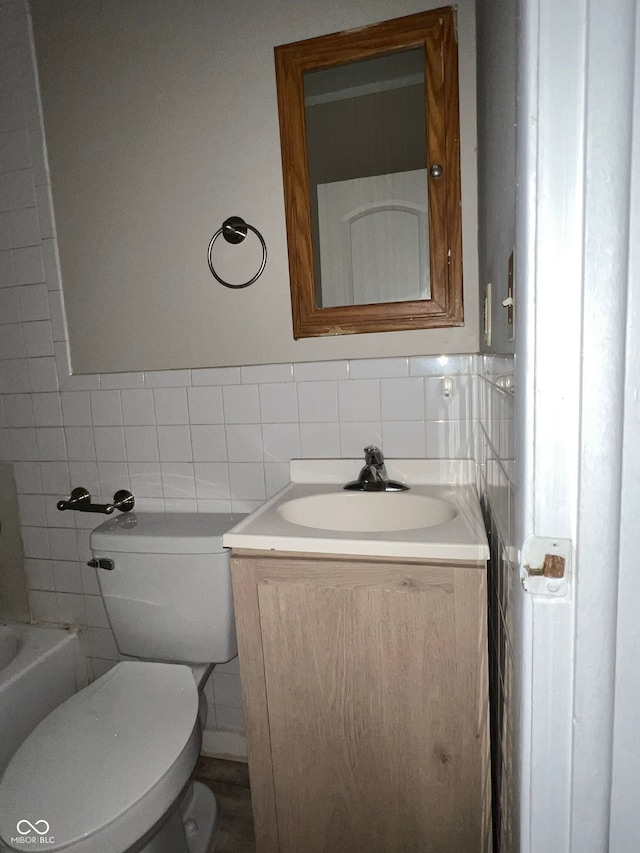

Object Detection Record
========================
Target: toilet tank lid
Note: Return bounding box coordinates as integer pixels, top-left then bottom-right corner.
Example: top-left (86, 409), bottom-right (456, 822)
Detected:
top-left (91, 511), bottom-right (246, 554)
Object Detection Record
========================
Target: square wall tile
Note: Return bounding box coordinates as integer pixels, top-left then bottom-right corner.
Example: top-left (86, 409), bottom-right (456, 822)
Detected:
top-left (153, 387), bottom-right (189, 424)
top-left (380, 377), bottom-right (425, 421)
top-left (25, 558), bottom-right (55, 591)
top-left (18, 493), bottom-right (46, 526)
top-left (84, 595), bottom-right (110, 628)
top-left (425, 420), bottom-right (473, 459)
top-left (9, 426), bottom-right (38, 459)
top-left (90, 390), bottom-right (123, 426)
top-left (97, 462), bottom-right (129, 496)
top-left (157, 425), bottom-right (192, 462)
top-left (297, 381), bottom-right (338, 423)
top-left (1, 359), bottom-right (30, 392)
top-left (40, 461), bottom-right (70, 495)
top-left (222, 384), bottom-right (260, 423)
top-left (425, 375), bottom-right (472, 421)
top-left (128, 462), bottom-right (163, 498)
top-left (339, 422), bottom-right (382, 457)
top-left (45, 498), bottom-right (74, 530)
top-left (164, 498), bottom-right (197, 512)
top-left (299, 422), bottom-right (340, 458)
top-left (225, 424), bottom-right (263, 462)
top-left (68, 461), bottom-right (99, 495)
top-left (0, 129), bottom-right (31, 172)
top-left (338, 379), bottom-right (380, 422)
top-left (52, 560), bottom-right (83, 594)
top-left (30, 590), bottom-right (58, 622)
top-left (259, 383), bottom-right (298, 423)
top-left (9, 206), bottom-right (40, 247)
top-left (4, 393), bottom-right (33, 427)
top-left (124, 426), bottom-right (159, 462)
top-left (215, 704), bottom-right (245, 733)
top-left (22, 525), bottom-right (51, 559)
top-left (187, 386), bottom-right (224, 424)
top-left (0, 249), bottom-right (15, 288)
top-left (121, 389), bottom-right (155, 425)
top-left (228, 463), bottom-right (265, 501)
top-left (0, 286), bottom-right (21, 323)
top-left (194, 463), bottom-right (230, 500)
top-left (93, 426), bottom-right (126, 461)
top-left (12, 460), bottom-right (43, 493)
top-left (2, 169), bottom-right (35, 209)
top-left (212, 672), bottom-right (244, 707)
top-left (61, 391), bottom-right (92, 426)
top-left (0, 322), bottom-right (24, 358)
top-left (261, 423), bottom-right (300, 463)
top-left (20, 284), bottom-right (49, 323)
top-left (160, 462), bottom-right (196, 499)
top-left (32, 394), bottom-right (62, 427)
top-left (35, 184), bottom-right (54, 238)
top-left (23, 320), bottom-right (54, 356)
top-left (265, 462), bottom-right (290, 497)
top-left (80, 563), bottom-right (100, 597)
top-left (380, 421), bottom-right (426, 457)
top-left (190, 425), bottom-right (226, 462)
top-left (65, 427), bottom-right (96, 461)
top-left (49, 527), bottom-right (79, 562)
top-left (36, 426), bottom-right (66, 461)
top-left (86, 627), bottom-right (118, 660)
top-left (27, 356), bottom-right (58, 391)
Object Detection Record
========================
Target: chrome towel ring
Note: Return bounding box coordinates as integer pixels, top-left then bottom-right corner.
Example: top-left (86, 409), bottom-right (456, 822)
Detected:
top-left (207, 216), bottom-right (267, 289)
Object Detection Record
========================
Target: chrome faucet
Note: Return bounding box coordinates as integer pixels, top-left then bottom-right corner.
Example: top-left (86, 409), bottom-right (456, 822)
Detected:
top-left (344, 446), bottom-right (409, 492)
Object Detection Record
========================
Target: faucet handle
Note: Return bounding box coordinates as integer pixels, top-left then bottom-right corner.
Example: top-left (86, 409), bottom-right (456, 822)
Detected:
top-left (364, 445), bottom-right (384, 466)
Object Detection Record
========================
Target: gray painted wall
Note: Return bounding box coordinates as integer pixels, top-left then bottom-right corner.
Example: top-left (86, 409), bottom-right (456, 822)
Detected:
top-left (31, 0), bottom-right (480, 374)
top-left (476, 0), bottom-right (516, 354)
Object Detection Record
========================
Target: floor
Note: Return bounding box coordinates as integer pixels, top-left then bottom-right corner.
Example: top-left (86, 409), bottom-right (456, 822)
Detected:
top-left (195, 756), bottom-right (256, 853)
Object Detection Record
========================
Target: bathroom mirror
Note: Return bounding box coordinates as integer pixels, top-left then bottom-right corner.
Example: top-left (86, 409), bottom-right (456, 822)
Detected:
top-left (275, 8), bottom-right (463, 339)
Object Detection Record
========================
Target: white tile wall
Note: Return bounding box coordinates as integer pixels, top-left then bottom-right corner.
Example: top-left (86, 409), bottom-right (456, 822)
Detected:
top-left (475, 353), bottom-right (517, 849)
top-left (0, 0), bottom-right (478, 744)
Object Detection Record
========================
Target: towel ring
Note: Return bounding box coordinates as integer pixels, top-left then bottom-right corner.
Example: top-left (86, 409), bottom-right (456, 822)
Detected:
top-left (207, 216), bottom-right (267, 289)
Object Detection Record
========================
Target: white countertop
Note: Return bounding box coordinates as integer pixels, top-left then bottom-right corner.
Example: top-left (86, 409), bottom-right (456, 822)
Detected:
top-left (223, 459), bottom-right (489, 561)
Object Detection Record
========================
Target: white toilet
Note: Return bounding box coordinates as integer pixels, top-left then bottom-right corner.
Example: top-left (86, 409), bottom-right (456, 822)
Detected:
top-left (0, 512), bottom-right (241, 853)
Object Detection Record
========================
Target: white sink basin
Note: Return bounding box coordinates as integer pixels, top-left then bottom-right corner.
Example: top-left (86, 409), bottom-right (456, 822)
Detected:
top-left (277, 492), bottom-right (457, 532)
top-left (222, 459), bottom-right (489, 561)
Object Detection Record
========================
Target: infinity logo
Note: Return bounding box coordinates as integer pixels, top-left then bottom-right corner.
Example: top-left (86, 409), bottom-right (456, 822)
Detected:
top-left (16, 820), bottom-right (50, 836)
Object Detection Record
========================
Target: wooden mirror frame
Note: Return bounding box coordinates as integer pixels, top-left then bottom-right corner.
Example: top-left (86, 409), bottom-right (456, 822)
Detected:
top-left (274, 8), bottom-right (464, 340)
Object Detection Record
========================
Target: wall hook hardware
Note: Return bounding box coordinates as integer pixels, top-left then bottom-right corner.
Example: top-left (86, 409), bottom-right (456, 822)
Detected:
top-left (57, 487), bottom-right (135, 515)
top-left (207, 216), bottom-right (267, 289)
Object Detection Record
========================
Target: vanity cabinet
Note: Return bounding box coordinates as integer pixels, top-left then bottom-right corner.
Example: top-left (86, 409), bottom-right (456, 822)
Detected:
top-left (230, 550), bottom-right (491, 853)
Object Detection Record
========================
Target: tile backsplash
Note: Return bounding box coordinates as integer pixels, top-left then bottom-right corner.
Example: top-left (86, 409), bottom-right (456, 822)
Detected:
top-left (0, 0), bottom-right (479, 751)
top-left (476, 354), bottom-right (517, 852)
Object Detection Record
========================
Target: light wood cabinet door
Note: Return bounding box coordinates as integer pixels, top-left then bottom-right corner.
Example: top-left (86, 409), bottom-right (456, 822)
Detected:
top-left (231, 553), bottom-right (490, 853)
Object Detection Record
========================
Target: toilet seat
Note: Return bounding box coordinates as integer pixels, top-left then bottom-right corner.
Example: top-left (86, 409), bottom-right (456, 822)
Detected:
top-left (0, 661), bottom-right (201, 853)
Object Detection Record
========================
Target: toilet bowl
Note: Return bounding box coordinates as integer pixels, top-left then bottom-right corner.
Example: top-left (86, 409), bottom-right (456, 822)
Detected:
top-left (0, 512), bottom-right (242, 853)
top-left (0, 662), bottom-right (208, 853)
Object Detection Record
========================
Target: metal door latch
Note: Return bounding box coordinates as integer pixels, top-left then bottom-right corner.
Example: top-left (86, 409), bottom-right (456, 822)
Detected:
top-left (520, 535), bottom-right (571, 597)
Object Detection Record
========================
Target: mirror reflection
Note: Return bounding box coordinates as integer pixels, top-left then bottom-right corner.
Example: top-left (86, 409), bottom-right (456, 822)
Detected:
top-left (304, 48), bottom-right (430, 308)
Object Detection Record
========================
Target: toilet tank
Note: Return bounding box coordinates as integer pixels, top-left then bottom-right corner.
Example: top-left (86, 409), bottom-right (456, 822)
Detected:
top-left (90, 512), bottom-right (243, 664)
